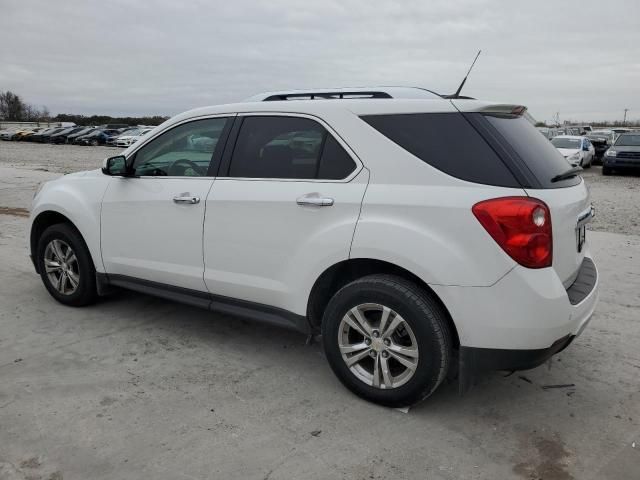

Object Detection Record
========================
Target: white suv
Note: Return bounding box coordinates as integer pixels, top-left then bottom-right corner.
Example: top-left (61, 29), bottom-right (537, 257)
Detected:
top-left (29, 87), bottom-right (598, 407)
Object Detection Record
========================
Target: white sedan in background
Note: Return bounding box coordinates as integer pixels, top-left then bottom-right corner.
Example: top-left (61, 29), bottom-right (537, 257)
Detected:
top-left (128, 128), bottom-right (154, 145)
top-left (551, 135), bottom-right (594, 168)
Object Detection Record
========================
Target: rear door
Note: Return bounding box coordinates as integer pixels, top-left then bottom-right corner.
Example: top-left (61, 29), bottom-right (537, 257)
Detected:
top-left (202, 114), bottom-right (368, 314)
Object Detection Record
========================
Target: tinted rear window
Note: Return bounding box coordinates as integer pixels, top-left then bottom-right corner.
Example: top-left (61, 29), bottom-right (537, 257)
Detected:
top-left (483, 115), bottom-right (580, 188)
top-left (362, 113), bottom-right (519, 187)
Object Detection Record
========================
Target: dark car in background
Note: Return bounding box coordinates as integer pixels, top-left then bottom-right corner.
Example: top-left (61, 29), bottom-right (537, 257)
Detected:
top-left (76, 128), bottom-right (120, 146)
top-left (50, 126), bottom-right (86, 144)
top-left (67, 127), bottom-right (96, 144)
top-left (587, 129), bottom-right (616, 163)
top-left (603, 133), bottom-right (640, 175)
top-left (30, 127), bottom-right (66, 143)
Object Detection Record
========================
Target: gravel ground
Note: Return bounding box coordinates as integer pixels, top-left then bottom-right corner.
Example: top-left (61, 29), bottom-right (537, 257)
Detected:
top-left (0, 141), bottom-right (639, 478)
top-left (1, 141), bottom-right (639, 236)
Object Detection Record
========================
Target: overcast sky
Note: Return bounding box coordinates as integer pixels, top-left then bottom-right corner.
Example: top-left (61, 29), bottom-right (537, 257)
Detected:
top-left (1, 0), bottom-right (638, 123)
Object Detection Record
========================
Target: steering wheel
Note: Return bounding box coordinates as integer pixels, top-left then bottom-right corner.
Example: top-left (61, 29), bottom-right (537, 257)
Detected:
top-left (167, 158), bottom-right (205, 176)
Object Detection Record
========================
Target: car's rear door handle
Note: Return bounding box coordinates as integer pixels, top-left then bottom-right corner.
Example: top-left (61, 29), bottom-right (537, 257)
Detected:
top-left (173, 194), bottom-right (200, 204)
top-left (296, 193), bottom-right (334, 207)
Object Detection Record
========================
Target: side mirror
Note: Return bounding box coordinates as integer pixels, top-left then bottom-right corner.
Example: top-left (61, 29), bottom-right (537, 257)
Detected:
top-left (102, 155), bottom-right (128, 176)
top-left (582, 145), bottom-right (589, 152)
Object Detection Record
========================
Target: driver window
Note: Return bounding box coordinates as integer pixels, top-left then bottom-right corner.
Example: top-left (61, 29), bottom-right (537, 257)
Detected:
top-left (131, 117), bottom-right (229, 177)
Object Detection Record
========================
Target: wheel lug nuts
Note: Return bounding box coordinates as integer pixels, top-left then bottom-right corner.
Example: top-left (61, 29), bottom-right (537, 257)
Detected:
top-left (382, 351), bottom-right (389, 358)
top-left (372, 330), bottom-right (380, 338)
top-left (369, 351), bottom-right (377, 358)
top-left (365, 338), bottom-right (371, 346)
top-left (383, 338), bottom-right (390, 346)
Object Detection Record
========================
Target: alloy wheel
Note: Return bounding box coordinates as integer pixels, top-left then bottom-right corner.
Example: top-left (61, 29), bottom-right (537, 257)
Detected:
top-left (338, 303), bottom-right (419, 389)
top-left (44, 239), bottom-right (80, 295)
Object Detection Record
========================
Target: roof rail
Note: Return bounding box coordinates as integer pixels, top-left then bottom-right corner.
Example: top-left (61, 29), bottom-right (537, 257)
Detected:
top-left (244, 86), bottom-right (443, 102)
top-left (263, 91), bottom-right (393, 101)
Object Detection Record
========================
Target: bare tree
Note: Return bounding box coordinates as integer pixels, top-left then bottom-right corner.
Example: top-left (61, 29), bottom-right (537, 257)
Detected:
top-left (0, 91), bottom-right (26, 120)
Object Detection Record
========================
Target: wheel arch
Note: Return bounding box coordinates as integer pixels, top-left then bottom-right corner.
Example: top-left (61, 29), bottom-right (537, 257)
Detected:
top-left (30, 210), bottom-right (92, 273)
top-left (306, 258), bottom-right (460, 348)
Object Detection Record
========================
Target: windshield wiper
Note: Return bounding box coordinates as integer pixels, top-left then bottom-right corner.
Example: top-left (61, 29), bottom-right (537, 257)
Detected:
top-left (551, 166), bottom-right (583, 183)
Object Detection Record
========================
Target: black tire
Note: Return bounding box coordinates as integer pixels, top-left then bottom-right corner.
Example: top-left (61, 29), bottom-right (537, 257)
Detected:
top-left (321, 274), bottom-right (452, 407)
top-left (37, 223), bottom-right (97, 306)
top-left (602, 166), bottom-right (612, 176)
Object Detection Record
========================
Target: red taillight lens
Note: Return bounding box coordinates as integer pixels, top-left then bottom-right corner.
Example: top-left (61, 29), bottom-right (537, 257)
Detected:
top-left (472, 197), bottom-right (552, 268)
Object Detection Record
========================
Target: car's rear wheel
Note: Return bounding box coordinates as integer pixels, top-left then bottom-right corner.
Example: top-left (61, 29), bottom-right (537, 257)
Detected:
top-left (37, 223), bottom-right (97, 306)
top-left (90, 139), bottom-right (98, 146)
top-left (321, 274), bottom-right (452, 407)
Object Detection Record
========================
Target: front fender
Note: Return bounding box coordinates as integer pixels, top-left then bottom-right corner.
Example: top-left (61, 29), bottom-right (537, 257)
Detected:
top-left (30, 171), bottom-right (111, 273)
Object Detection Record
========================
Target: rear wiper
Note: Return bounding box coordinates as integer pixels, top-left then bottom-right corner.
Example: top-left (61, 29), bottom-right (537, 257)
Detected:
top-left (551, 166), bottom-right (583, 183)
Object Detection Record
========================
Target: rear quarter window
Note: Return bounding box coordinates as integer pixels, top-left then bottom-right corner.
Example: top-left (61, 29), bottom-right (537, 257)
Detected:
top-left (481, 114), bottom-right (580, 188)
top-left (361, 112), bottom-right (520, 188)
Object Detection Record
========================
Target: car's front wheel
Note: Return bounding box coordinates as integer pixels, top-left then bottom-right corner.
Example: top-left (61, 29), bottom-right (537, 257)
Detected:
top-left (322, 274), bottom-right (452, 407)
top-left (37, 223), bottom-right (97, 306)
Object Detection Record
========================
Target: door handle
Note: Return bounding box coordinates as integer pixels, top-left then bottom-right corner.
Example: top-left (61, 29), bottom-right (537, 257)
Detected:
top-left (296, 194), bottom-right (334, 207)
top-left (173, 194), bottom-right (200, 204)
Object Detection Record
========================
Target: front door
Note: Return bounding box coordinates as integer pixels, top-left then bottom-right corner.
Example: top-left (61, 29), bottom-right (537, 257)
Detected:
top-left (101, 116), bottom-right (232, 291)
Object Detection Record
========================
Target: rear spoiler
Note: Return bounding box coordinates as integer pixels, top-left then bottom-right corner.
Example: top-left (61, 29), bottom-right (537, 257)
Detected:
top-left (450, 100), bottom-right (528, 116)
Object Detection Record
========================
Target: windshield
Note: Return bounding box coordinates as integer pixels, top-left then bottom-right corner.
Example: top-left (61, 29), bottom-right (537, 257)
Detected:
top-left (551, 137), bottom-right (581, 149)
top-left (120, 129), bottom-right (140, 136)
top-left (615, 134), bottom-right (640, 146)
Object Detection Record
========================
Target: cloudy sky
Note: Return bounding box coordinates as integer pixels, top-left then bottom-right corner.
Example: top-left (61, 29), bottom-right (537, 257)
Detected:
top-left (1, 0), bottom-right (638, 123)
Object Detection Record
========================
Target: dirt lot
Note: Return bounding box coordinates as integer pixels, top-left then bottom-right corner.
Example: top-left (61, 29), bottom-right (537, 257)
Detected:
top-left (0, 141), bottom-right (639, 479)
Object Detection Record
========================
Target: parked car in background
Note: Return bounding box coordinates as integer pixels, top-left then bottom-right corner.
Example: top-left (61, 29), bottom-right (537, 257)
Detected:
top-left (30, 127), bottom-right (66, 143)
top-left (127, 127), bottom-right (154, 145)
top-left (603, 133), bottom-right (640, 175)
top-left (611, 128), bottom-right (632, 137)
top-left (115, 128), bottom-right (144, 147)
top-left (50, 127), bottom-right (87, 144)
top-left (586, 130), bottom-right (616, 163)
top-left (551, 135), bottom-right (594, 167)
top-left (15, 127), bottom-right (44, 141)
top-left (65, 127), bottom-right (95, 144)
top-left (76, 129), bottom-right (121, 146)
top-left (0, 128), bottom-right (21, 140)
top-left (29, 87), bottom-right (598, 407)
top-left (103, 129), bottom-right (127, 146)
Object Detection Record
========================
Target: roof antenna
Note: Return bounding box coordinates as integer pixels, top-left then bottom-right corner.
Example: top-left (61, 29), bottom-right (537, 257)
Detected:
top-left (445, 50), bottom-right (481, 99)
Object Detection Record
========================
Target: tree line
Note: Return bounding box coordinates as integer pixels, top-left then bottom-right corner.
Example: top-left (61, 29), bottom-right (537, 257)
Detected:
top-left (0, 91), bottom-right (50, 122)
top-left (0, 90), bottom-right (168, 126)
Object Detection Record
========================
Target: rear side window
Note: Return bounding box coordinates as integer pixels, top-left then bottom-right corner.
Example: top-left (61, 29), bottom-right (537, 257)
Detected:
top-left (362, 113), bottom-right (520, 187)
top-left (483, 115), bottom-right (580, 188)
top-left (318, 135), bottom-right (357, 180)
top-left (229, 116), bottom-right (356, 180)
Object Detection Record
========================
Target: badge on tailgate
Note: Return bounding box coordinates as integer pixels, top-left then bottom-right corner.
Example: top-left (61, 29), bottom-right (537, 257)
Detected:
top-left (576, 205), bottom-right (595, 253)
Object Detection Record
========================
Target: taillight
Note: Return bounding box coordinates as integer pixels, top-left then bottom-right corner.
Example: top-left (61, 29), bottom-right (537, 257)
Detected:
top-left (472, 197), bottom-right (552, 268)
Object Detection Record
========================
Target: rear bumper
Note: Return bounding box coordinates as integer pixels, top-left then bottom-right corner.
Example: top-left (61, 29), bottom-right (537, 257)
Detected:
top-left (432, 252), bottom-right (599, 352)
top-left (459, 333), bottom-right (574, 373)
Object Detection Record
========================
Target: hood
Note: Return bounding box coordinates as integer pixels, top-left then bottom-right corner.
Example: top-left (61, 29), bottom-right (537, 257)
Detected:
top-left (557, 148), bottom-right (580, 158)
top-left (612, 145), bottom-right (640, 153)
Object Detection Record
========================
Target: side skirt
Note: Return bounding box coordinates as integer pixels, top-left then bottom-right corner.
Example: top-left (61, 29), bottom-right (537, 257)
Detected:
top-left (96, 273), bottom-right (311, 334)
